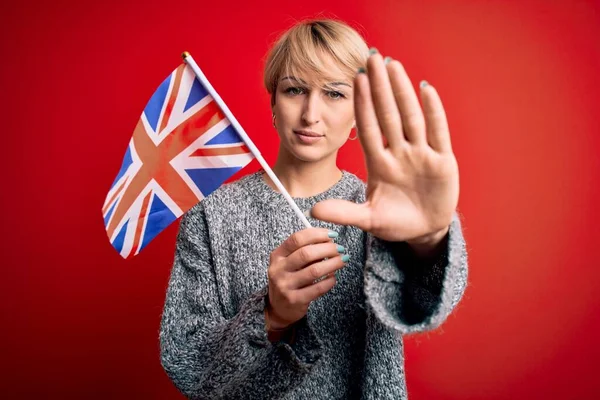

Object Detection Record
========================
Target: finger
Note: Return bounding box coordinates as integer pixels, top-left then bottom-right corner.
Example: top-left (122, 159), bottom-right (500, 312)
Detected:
top-left (366, 52), bottom-right (404, 151)
top-left (295, 274), bottom-right (337, 304)
top-left (387, 60), bottom-right (427, 146)
top-left (293, 255), bottom-right (347, 289)
top-left (419, 81), bottom-right (452, 152)
top-left (367, 53), bottom-right (404, 149)
top-left (309, 199), bottom-right (373, 232)
top-left (276, 228), bottom-right (336, 258)
top-left (285, 242), bottom-right (344, 272)
top-left (354, 68), bottom-right (384, 159)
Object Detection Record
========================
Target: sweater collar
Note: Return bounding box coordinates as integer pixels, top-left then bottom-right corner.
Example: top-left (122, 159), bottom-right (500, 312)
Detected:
top-left (241, 169), bottom-right (360, 210)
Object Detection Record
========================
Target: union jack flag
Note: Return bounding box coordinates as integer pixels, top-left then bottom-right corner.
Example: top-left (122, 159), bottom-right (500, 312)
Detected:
top-left (102, 63), bottom-right (254, 258)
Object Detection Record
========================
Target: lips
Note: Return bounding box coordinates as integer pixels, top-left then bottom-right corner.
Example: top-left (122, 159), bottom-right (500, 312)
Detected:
top-left (294, 130), bottom-right (324, 144)
top-left (294, 130), bottom-right (324, 137)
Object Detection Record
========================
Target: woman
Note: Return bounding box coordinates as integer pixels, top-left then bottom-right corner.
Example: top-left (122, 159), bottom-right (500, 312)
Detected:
top-left (160, 18), bottom-right (468, 400)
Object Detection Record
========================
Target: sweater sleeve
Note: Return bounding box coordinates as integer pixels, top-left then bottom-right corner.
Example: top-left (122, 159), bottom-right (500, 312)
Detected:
top-left (159, 203), bottom-right (323, 400)
top-left (363, 212), bottom-right (468, 334)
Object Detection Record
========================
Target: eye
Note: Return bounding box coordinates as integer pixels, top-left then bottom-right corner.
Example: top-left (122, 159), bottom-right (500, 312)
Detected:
top-left (326, 90), bottom-right (346, 100)
top-left (284, 87), bottom-right (306, 96)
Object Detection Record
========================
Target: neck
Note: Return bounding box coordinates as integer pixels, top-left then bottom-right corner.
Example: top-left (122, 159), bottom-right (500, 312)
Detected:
top-left (263, 146), bottom-right (343, 198)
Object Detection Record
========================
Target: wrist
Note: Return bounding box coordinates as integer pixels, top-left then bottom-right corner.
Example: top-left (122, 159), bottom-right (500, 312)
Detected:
top-left (406, 226), bottom-right (449, 259)
top-left (264, 304), bottom-right (290, 331)
top-left (265, 306), bottom-right (295, 343)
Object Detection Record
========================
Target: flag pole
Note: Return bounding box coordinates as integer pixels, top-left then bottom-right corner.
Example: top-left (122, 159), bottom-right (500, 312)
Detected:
top-left (182, 51), bottom-right (312, 229)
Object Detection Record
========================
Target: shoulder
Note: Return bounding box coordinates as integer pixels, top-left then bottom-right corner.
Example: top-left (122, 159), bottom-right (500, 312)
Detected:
top-left (185, 172), bottom-right (261, 220)
top-left (181, 172), bottom-right (259, 231)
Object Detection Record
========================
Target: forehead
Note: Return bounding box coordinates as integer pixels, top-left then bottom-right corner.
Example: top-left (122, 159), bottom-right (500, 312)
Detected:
top-left (279, 53), bottom-right (352, 86)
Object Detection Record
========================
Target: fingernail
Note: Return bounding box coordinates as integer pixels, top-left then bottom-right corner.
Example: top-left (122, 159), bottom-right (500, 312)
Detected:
top-left (341, 254), bottom-right (350, 263)
top-left (328, 231), bottom-right (339, 238)
top-left (337, 245), bottom-right (345, 253)
top-left (384, 56), bottom-right (392, 64)
top-left (303, 208), bottom-right (312, 218)
top-left (357, 67), bottom-right (366, 74)
top-left (420, 80), bottom-right (429, 89)
top-left (369, 47), bottom-right (378, 55)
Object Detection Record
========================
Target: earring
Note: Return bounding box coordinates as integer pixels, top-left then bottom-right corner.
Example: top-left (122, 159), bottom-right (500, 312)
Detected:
top-left (348, 129), bottom-right (358, 141)
top-left (272, 113), bottom-right (276, 128)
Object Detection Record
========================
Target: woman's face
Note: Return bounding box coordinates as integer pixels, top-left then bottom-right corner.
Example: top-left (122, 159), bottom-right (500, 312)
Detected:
top-left (272, 56), bottom-right (355, 163)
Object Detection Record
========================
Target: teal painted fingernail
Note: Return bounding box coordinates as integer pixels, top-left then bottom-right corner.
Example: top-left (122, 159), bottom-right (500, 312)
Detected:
top-left (384, 56), bottom-right (392, 64)
top-left (328, 231), bottom-right (339, 238)
top-left (420, 80), bottom-right (429, 89)
top-left (337, 245), bottom-right (345, 253)
top-left (357, 67), bottom-right (366, 74)
top-left (341, 254), bottom-right (350, 263)
top-left (369, 47), bottom-right (378, 55)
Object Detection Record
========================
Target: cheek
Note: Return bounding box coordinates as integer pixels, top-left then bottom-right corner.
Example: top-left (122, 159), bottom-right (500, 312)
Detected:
top-left (329, 107), bottom-right (355, 131)
top-left (274, 101), bottom-right (300, 126)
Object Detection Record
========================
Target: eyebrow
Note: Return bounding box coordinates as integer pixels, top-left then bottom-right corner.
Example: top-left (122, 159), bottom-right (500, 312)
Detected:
top-left (280, 76), bottom-right (352, 88)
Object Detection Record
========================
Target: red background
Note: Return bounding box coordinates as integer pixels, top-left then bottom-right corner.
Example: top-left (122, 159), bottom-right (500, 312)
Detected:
top-left (2, 0), bottom-right (599, 398)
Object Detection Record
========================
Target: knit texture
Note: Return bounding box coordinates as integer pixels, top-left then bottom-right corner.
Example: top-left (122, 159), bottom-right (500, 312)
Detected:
top-left (160, 170), bottom-right (468, 399)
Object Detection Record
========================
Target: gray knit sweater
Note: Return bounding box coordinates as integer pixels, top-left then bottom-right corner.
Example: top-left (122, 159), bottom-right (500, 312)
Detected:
top-left (159, 170), bottom-right (468, 400)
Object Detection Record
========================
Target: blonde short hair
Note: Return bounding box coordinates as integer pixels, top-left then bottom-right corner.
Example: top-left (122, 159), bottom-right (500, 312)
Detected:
top-left (263, 19), bottom-right (369, 107)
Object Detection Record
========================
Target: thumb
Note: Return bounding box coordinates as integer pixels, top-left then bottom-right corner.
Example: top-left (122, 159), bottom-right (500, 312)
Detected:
top-left (309, 199), bottom-right (372, 230)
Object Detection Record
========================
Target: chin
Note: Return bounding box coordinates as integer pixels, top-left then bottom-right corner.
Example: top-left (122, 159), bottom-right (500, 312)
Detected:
top-left (288, 145), bottom-right (339, 163)
top-left (278, 134), bottom-right (342, 163)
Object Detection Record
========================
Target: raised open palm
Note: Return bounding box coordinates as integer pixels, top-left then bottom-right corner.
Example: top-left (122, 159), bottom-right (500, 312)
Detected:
top-left (312, 51), bottom-right (459, 244)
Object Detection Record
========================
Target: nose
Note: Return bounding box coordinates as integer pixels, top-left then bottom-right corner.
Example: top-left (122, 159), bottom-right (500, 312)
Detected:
top-left (301, 91), bottom-right (322, 126)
